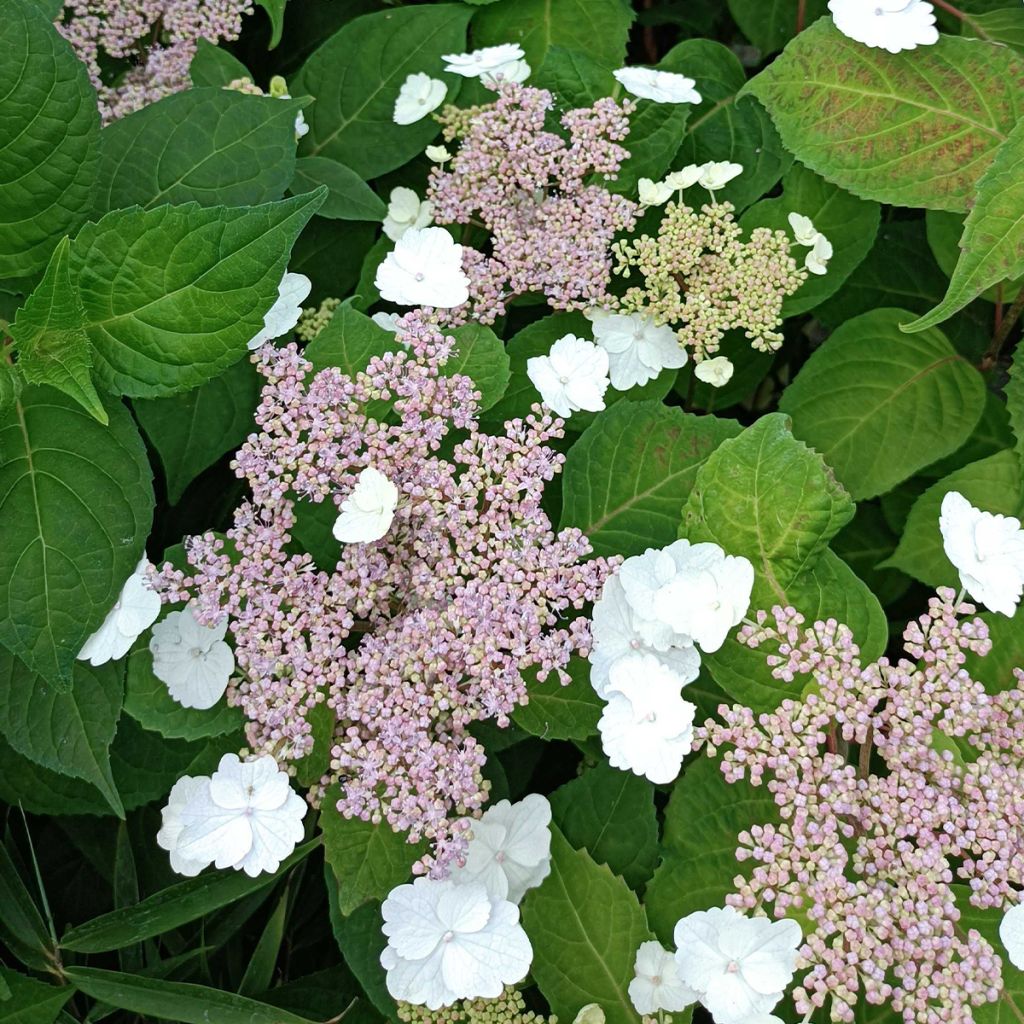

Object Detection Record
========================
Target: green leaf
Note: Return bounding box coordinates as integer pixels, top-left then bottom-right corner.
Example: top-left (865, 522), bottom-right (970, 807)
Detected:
top-left (0, 844), bottom-right (55, 973)
top-left (533, 46), bottom-right (614, 107)
top-left (662, 39), bottom-right (792, 211)
top-left (645, 756), bottom-right (780, 941)
top-left (189, 38), bottom-right (251, 89)
top-left (9, 238), bottom-right (106, 424)
top-left (884, 451), bottom-right (1023, 588)
top-left (328, 899), bottom-right (396, 1020)
top-left (549, 760), bottom-right (658, 890)
top-left (0, 967), bottom-right (72, 1024)
top-left (134, 358), bottom-right (261, 504)
top-left (522, 828), bottom-right (649, 1024)
top-left (473, 0), bottom-right (634, 72)
top-left (961, 7), bottom-right (1024, 51)
top-left (681, 413), bottom-right (855, 603)
top-left (726, 0), bottom-right (829, 54)
top-left (512, 657), bottom-right (603, 741)
top-left (779, 309), bottom-right (986, 500)
top-left (0, 362), bottom-right (22, 416)
top-left (256, 0), bottom-right (287, 48)
top-left (60, 839), bottom-right (319, 953)
top-left (321, 785), bottom-right (427, 916)
top-left (744, 19), bottom-right (1024, 212)
top-left (296, 6), bottom-right (472, 179)
top-left (290, 157), bottom-right (385, 222)
top-left (0, 0), bottom-right (100, 280)
top-left (304, 300), bottom-right (391, 375)
top-left (740, 163), bottom-right (881, 316)
top-left (953, 888), bottom-right (1024, 1024)
top-left (69, 191), bottom-right (323, 398)
top-left (0, 734), bottom-right (110, 817)
top-left (1008, 346), bottom-right (1024, 463)
top-left (92, 89), bottom-right (304, 214)
top-left (905, 117), bottom-right (1024, 330)
top-left (0, 388), bottom-right (153, 690)
top-left (0, 653), bottom-right (124, 817)
top-left (560, 401), bottom-right (741, 559)
top-left (64, 968), bottom-right (323, 1024)
top-left (831, 503), bottom-right (911, 607)
top-left (445, 323), bottom-right (511, 411)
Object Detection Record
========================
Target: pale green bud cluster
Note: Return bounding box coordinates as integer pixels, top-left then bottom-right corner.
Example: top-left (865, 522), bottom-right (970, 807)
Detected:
top-left (295, 297), bottom-right (341, 342)
top-left (398, 987), bottom-right (557, 1024)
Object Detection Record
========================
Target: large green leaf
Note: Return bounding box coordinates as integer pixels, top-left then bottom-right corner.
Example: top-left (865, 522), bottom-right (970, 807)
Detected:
top-left (296, 6), bottom-right (471, 179)
top-left (134, 358), bottom-right (261, 504)
top-left (645, 755), bottom-right (780, 940)
top-left (0, 388), bottom-right (153, 690)
top-left (69, 191), bottom-right (323, 398)
top-left (0, 967), bottom-right (72, 1024)
top-left (328, 899), bottom-right (396, 1020)
top-left (726, 0), bottom-right (829, 54)
top-left (550, 760), bottom-right (658, 890)
top-left (884, 451), bottom-right (1023, 588)
top-left (9, 237), bottom-right (106, 424)
top-left (779, 309), bottom-right (986, 500)
top-left (473, 0), bottom-right (634, 73)
top-left (289, 157), bottom-right (385, 222)
top-left (92, 89), bottom-right (303, 214)
top-left (560, 401), bottom-right (741, 559)
top-left (522, 828), bottom-right (650, 1024)
top-left (0, 734), bottom-right (110, 817)
top-left (905, 117), bottom-right (1024, 330)
top-left (745, 19), bottom-right (1024, 212)
top-left (512, 657), bottom-right (603, 741)
top-left (444, 323), bottom-right (511, 411)
top-left (662, 39), bottom-right (792, 211)
top-left (64, 968), bottom-right (324, 1024)
top-left (0, 0), bottom-right (99, 280)
top-left (60, 839), bottom-right (319, 952)
top-left (0, 653), bottom-right (124, 816)
top-left (740, 163), bottom-right (881, 316)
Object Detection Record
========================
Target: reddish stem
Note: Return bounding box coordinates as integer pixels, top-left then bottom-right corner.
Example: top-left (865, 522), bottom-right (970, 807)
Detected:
top-left (796, 0), bottom-right (807, 34)
top-left (929, 0), bottom-right (990, 38)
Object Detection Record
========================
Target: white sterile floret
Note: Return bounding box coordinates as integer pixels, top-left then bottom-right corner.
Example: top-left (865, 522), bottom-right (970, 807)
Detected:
top-left (572, 1007), bottom-right (605, 1024)
top-left (629, 940), bottom-right (700, 1015)
top-left (425, 144), bottom-right (452, 163)
top-left (653, 543), bottom-right (755, 654)
top-left (698, 161), bottom-right (744, 192)
top-left (375, 226), bottom-right (470, 308)
top-left (664, 165), bottom-right (704, 191)
top-left (246, 271), bottom-right (312, 350)
top-left (638, 177), bottom-right (674, 208)
top-left (372, 311), bottom-right (402, 333)
top-left (443, 44), bottom-right (526, 78)
top-left (613, 67), bottom-right (702, 104)
top-left (673, 907), bottom-right (802, 1024)
top-left (999, 902), bottom-right (1024, 970)
top-left (591, 311), bottom-right (688, 391)
top-left (78, 558), bottom-right (161, 666)
top-left (483, 59), bottom-right (530, 85)
top-left (598, 653), bottom-right (697, 784)
top-left (149, 605), bottom-right (234, 710)
top-left (380, 877), bottom-right (532, 1009)
top-left (787, 212), bottom-right (820, 247)
top-left (333, 466), bottom-right (399, 544)
top-left (939, 490), bottom-right (1024, 616)
top-left (829, 0), bottom-right (939, 54)
top-left (590, 575), bottom-right (701, 698)
top-left (393, 72), bottom-right (448, 125)
top-left (383, 187), bottom-right (434, 242)
top-left (526, 334), bottom-right (610, 418)
top-left (448, 794), bottom-right (552, 904)
top-left (159, 754), bottom-right (307, 877)
top-left (805, 234), bottom-right (833, 276)
top-left (694, 356), bottom-right (735, 389)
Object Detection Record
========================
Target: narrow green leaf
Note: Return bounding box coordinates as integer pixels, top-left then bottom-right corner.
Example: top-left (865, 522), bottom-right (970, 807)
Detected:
top-left (321, 785), bottom-right (426, 916)
top-left (0, 653), bottom-right (124, 817)
top-left (69, 191), bottom-right (324, 398)
top-left (65, 968), bottom-right (323, 1024)
top-left (0, 388), bottom-right (153, 690)
top-left (522, 828), bottom-right (650, 1024)
top-left (550, 761), bottom-right (658, 890)
top-left (560, 401), bottom-right (741, 558)
top-left (297, 6), bottom-right (472, 179)
top-left (93, 89), bottom-right (304, 214)
top-left (905, 117), bottom-right (1024, 330)
top-left (0, 844), bottom-right (54, 972)
top-left (60, 838), bottom-right (319, 953)
top-left (745, 19), bottom-right (1024, 212)
top-left (237, 888), bottom-right (288, 996)
top-left (780, 309), bottom-right (986, 500)
top-left (113, 822), bottom-right (142, 972)
top-left (0, 966), bottom-right (72, 1024)
top-left (9, 238), bottom-right (106, 424)
top-left (290, 157), bottom-right (385, 222)
top-left (0, 0), bottom-right (100, 279)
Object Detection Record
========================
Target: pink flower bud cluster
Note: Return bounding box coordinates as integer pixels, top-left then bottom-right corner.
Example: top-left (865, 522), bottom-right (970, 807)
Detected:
top-left (703, 589), bottom-right (1021, 1024)
top-left (428, 84), bottom-right (638, 323)
top-left (153, 311), bottom-right (611, 871)
top-left (58, 0), bottom-right (253, 121)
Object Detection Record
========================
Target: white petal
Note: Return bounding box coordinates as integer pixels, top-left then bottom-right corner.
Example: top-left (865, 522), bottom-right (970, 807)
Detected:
top-left (1001, 903), bottom-right (1024, 970)
top-left (375, 227), bottom-right (469, 308)
top-left (393, 73), bottom-right (447, 125)
top-left (694, 356), bottom-right (734, 388)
